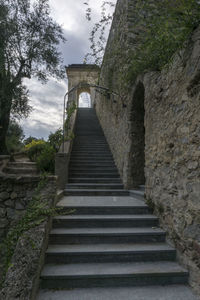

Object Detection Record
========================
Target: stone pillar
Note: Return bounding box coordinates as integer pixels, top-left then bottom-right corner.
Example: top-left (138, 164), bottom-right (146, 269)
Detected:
top-left (55, 153), bottom-right (69, 190)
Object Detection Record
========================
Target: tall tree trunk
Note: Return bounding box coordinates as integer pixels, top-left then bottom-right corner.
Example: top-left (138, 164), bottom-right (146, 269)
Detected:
top-left (0, 90), bottom-right (12, 155)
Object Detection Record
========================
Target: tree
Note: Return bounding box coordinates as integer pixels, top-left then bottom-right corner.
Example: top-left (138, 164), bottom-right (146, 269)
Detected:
top-left (6, 120), bottom-right (25, 153)
top-left (83, 1), bottom-right (116, 65)
top-left (24, 136), bottom-right (39, 146)
top-left (0, 0), bottom-right (65, 154)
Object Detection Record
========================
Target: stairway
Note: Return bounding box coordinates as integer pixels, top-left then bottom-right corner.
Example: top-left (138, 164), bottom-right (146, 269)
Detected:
top-left (3, 161), bottom-right (38, 176)
top-left (37, 108), bottom-right (197, 300)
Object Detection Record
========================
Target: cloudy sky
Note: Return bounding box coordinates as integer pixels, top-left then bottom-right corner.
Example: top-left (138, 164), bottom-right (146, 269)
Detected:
top-left (20, 0), bottom-right (116, 140)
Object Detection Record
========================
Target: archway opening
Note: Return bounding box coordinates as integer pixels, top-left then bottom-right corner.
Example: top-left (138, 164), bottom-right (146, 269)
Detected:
top-left (129, 81), bottom-right (145, 187)
top-left (78, 92), bottom-right (91, 108)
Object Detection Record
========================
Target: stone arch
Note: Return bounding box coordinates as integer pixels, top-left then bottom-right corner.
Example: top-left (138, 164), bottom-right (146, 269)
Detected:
top-left (66, 64), bottom-right (100, 108)
top-left (128, 81), bottom-right (145, 187)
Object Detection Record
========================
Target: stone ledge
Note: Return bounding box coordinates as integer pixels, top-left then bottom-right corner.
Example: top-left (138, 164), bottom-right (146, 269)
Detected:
top-left (0, 174), bottom-right (57, 183)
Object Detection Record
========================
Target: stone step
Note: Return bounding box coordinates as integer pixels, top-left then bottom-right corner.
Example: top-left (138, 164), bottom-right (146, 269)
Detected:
top-left (69, 161), bottom-right (115, 166)
top-left (57, 196), bottom-right (150, 215)
top-left (40, 261), bottom-right (188, 289)
top-left (69, 167), bottom-right (118, 171)
top-left (64, 189), bottom-right (129, 196)
top-left (71, 151), bottom-right (113, 155)
top-left (70, 155), bottom-right (113, 160)
top-left (3, 166), bottom-right (38, 175)
top-left (52, 214), bottom-right (158, 228)
top-left (66, 183), bottom-right (124, 190)
top-left (49, 227), bottom-right (166, 244)
top-left (45, 243), bottom-right (176, 264)
top-left (7, 162), bottom-right (37, 168)
top-left (68, 178), bottom-right (121, 183)
top-left (69, 173), bottom-right (120, 178)
top-left (37, 285), bottom-right (199, 300)
top-left (70, 158), bottom-right (114, 162)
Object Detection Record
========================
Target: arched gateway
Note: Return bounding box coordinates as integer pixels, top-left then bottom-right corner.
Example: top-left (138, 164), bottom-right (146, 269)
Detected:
top-left (66, 64), bottom-right (100, 108)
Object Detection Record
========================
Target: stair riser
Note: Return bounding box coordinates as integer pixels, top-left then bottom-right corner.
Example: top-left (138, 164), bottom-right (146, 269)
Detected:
top-left (64, 191), bottom-right (129, 196)
top-left (69, 163), bottom-right (115, 167)
top-left (46, 251), bottom-right (176, 264)
top-left (70, 162), bottom-right (115, 166)
top-left (68, 179), bottom-right (121, 183)
top-left (4, 168), bottom-right (38, 175)
top-left (52, 219), bottom-right (158, 228)
top-left (68, 174), bottom-right (120, 178)
top-left (41, 273), bottom-right (188, 289)
top-left (71, 152), bottom-right (113, 155)
top-left (58, 207), bottom-right (150, 215)
top-left (66, 185), bottom-right (124, 190)
top-left (7, 163), bottom-right (37, 168)
top-left (69, 168), bottom-right (118, 172)
top-left (49, 234), bottom-right (166, 244)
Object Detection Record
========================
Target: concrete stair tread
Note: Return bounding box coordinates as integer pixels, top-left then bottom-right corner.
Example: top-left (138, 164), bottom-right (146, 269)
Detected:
top-left (46, 243), bottom-right (174, 254)
top-left (41, 261), bottom-right (187, 277)
top-left (68, 178), bottom-right (121, 182)
top-left (50, 227), bottom-right (164, 235)
top-left (57, 196), bottom-right (147, 207)
top-left (53, 214), bottom-right (157, 220)
top-left (130, 190), bottom-right (145, 196)
top-left (66, 183), bottom-right (122, 186)
top-left (66, 184), bottom-right (124, 189)
top-left (37, 285), bottom-right (199, 300)
top-left (65, 189), bottom-right (127, 192)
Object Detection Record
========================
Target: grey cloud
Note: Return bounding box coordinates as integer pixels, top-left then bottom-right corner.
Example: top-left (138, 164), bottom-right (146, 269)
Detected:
top-left (21, 0), bottom-right (111, 139)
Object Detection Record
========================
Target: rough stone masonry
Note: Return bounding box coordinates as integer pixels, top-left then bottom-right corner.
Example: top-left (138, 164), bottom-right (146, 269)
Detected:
top-left (95, 0), bottom-right (200, 294)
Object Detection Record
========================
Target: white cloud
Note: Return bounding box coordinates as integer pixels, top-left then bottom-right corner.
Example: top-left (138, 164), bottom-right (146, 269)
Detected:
top-left (22, 0), bottom-right (116, 139)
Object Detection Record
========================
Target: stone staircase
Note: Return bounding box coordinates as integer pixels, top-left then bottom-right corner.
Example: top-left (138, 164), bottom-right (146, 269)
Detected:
top-left (3, 161), bottom-right (38, 176)
top-left (37, 108), bottom-right (197, 300)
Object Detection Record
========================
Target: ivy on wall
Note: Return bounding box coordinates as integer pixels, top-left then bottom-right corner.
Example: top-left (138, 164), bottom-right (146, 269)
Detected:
top-left (127, 0), bottom-right (200, 82)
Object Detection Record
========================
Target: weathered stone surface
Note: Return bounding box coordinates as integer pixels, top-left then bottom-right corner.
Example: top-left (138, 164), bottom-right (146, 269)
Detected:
top-left (0, 192), bottom-right (9, 201)
top-left (0, 175), bottom-right (57, 299)
top-left (95, 0), bottom-right (200, 295)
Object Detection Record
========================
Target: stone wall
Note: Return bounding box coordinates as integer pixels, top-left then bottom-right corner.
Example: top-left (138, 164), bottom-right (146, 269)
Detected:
top-left (95, 0), bottom-right (146, 188)
top-left (143, 28), bottom-right (200, 294)
top-left (0, 175), bottom-right (46, 241)
top-left (0, 175), bottom-right (57, 299)
top-left (95, 0), bottom-right (200, 294)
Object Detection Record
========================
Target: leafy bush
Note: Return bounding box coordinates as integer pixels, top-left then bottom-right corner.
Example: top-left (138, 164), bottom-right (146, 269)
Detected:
top-left (48, 128), bottom-right (63, 151)
top-left (25, 140), bottom-right (46, 162)
top-left (36, 144), bottom-right (55, 173)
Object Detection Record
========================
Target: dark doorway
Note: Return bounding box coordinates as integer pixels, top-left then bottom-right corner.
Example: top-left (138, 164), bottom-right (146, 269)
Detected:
top-left (129, 82), bottom-right (145, 187)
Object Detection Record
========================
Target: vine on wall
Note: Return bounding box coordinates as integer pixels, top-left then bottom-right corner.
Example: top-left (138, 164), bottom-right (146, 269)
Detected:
top-left (84, 0), bottom-right (200, 87)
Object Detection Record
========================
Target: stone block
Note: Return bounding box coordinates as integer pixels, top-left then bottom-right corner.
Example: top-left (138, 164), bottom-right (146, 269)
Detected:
top-left (0, 192), bottom-right (9, 201)
top-left (10, 192), bottom-right (18, 200)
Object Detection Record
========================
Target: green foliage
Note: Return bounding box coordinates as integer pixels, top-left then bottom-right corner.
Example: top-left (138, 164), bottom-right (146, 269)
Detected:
top-left (127, 0), bottom-right (200, 82)
top-left (6, 120), bottom-right (25, 153)
top-left (25, 140), bottom-right (47, 162)
top-left (0, 0), bottom-right (65, 154)
top-left (24, 136), bottom-right (38, 146)
top-left (48, 128), bottom-right (63, 151)
top-left (83, 0), bottom-right (116, 65)
top-left (64, 101), bottom-right (77, 140)
top-left (36, 145), bottom-right (55, 173)
top-left (25, 128), bottom-right (64, 173)
top-left (0, 174), bottom-right (60, 287)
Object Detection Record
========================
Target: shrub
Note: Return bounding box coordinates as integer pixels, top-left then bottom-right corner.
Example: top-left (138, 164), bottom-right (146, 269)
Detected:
top-left (25, 140), bottom-right (46, 161)
top-left (36, 144), bottom-right (55, 173)
top-left (48, 129), bottom-right (63, 152)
